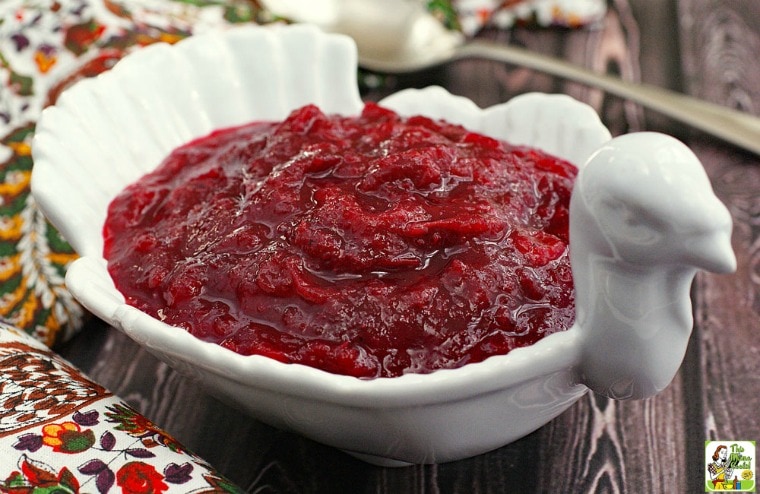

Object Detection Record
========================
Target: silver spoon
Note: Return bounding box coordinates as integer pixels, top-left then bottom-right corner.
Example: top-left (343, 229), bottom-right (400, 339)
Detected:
top-left (363, 37), bottom-right (760, 157)
top-left (262, 0), bottom-right (760, 156)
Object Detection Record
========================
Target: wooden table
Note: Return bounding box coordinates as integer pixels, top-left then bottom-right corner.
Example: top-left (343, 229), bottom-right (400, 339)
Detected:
top-left (58, 1), bottom-right (760, 492)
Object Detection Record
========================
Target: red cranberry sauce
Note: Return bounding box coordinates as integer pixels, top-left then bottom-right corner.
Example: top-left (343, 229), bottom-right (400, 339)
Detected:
top-left (103, 103), bottom-right (577, 378)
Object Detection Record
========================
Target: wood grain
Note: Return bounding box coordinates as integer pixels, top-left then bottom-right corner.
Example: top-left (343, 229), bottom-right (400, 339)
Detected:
top-left (56, 1), bottom-right (760, 492)
top-left (678, 4), bottom-right (760, 489)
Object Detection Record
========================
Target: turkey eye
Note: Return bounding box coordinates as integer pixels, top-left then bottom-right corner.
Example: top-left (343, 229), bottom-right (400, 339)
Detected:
top-left (598, 197), bottom-right (663, 247)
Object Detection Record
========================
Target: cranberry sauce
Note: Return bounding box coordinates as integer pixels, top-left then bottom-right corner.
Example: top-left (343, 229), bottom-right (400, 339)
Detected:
top-left (103, 103), bottom-right (577, 378)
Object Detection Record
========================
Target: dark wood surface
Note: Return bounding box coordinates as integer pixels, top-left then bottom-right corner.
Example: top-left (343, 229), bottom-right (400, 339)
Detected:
top-left (58, 1), bottom-right (760, 492)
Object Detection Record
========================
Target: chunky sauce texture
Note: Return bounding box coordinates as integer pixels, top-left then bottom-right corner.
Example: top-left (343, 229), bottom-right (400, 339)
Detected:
top-left (104, 103), bottom-right (576, 378)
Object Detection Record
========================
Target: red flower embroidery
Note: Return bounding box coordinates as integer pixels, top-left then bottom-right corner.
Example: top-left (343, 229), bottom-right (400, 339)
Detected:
top-left (0, 455), bottom-right (80, 493)
top-left (63, 19), bottom-right (106, 55)
top-left (116, 462), bottom-right (168, 494)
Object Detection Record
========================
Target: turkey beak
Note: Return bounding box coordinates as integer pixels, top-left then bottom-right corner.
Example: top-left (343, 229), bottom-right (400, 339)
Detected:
top-left (686, 232), bottom-right (736, 274)
top-left (681, 198), bottom-right (737, 274)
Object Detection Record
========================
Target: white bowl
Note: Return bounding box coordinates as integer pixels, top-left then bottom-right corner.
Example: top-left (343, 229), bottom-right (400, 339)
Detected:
top-left (31, 24), bottom-right (736, 466)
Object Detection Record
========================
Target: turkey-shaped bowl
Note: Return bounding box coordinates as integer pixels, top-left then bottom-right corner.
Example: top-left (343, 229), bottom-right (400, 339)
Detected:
top-left (31, 24), bottom-right (736, 466)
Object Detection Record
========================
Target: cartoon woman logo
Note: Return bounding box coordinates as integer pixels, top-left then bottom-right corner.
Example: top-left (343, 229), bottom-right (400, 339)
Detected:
top-left (708, 445), bottom-right (733, 490)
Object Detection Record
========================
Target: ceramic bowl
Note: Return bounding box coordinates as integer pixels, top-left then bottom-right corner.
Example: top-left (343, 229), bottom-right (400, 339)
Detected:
top-left (31, 24), bottom-right (736, 466)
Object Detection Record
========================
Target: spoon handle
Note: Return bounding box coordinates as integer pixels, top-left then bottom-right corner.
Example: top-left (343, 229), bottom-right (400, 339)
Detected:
top-left (458, 40), bottom-right (760, 156)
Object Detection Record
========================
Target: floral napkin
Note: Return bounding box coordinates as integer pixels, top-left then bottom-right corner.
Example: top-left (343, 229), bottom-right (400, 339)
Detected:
top-left (453, 0), bottom-right (607, 36)
top-left (0, 322), bottom-right (242, 493)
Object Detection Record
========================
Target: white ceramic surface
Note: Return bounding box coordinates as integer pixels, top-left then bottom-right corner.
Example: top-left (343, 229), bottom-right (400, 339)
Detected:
top-left (259, 0), bottom-right (464, 64)
top-left (31, 24), bottom-right (736, 466)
